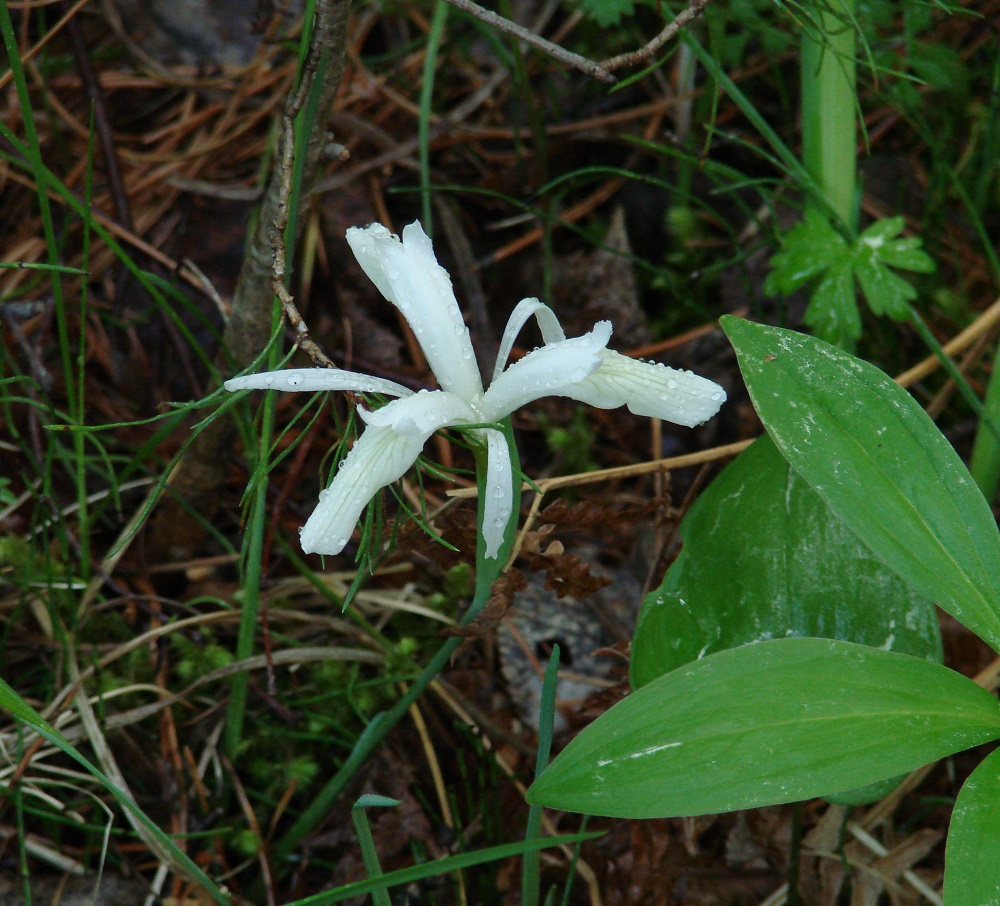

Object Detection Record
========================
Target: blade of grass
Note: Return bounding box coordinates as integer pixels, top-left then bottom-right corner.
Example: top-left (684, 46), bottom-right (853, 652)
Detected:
top-left (352, 796), bottom-right (399, 906)
top-left (0, 678), bottom-right (229, 904)
top-left (419, 0), bottom-right (450, 232)
top-left (283, 830), bottom-right (603, 906)
top-left (683, 32), bottom-right (847, 237)
top-left (522, 643), bottom-right (560, 906)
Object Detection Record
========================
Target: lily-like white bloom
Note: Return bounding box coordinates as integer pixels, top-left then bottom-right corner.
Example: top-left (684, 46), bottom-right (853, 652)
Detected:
top-left (225, 222), bottom-right (726, 559)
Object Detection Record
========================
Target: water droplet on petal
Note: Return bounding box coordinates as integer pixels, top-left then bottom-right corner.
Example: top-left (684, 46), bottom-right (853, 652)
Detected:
top-left (666, 378), bottom-right (678, 390)
top-left (287, 372), bottom-right (303, 386)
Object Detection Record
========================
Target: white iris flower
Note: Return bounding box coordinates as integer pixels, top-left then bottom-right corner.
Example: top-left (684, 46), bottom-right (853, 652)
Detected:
top-left (225, 221), bottom-right (726, 559)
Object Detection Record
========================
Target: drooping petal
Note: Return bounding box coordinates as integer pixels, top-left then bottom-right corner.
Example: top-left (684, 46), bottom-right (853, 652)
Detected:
top-left (358, 388), bottom-right (477, 436)
top-left (299, 425), bottom-right (426, 555)
top-left (559, 350), bottom-right (727, 428)
top-left (480, 428), bottom-right (514, 560)
top-left (346, 222), bottom-right (484, 402)
top-left (481, 322), bottom-right (612, 422)
top-left (493, 298), bottom-right (567, 382)
top-left (224, 368), bottom-right (412, 398)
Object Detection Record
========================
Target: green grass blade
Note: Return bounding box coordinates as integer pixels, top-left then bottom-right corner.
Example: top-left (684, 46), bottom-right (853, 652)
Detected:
top-left (283, 830), bottom-right (603, 906)
top-left (0, 679), bottom-right (229, 904)
top-left (522, 643), bottom-right (560, 906)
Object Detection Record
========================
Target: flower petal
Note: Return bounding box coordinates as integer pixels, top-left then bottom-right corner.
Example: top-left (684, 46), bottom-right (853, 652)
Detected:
top-left (224, 368), bottom-right (412, 398)
top-left (358, 389), bottom-right (477, 436)
top-left (299, 425), bottom-right (426, 556)
top-left (560, 351), bottom-right (727, 427)
top-left (480, 428), bottom-right (513, 559)
top-left (346, 222), bottom-right (484, 402)
top-left (481, 322), bottom-right (612, 421)
top-left (493, 297), bottom-right (567, 382)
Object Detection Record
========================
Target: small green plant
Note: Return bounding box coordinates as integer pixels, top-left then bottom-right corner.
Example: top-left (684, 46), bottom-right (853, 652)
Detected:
top-left (528, 317), bottom-right (1000, 904)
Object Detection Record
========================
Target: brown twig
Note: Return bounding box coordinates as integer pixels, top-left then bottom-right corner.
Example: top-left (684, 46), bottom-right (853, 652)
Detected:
top-left (145, 0), bottom-right (351, 560)
top-left (441, 0), bottom-right (616, 83)
top-left (599, 0), bottom-right (712, 72)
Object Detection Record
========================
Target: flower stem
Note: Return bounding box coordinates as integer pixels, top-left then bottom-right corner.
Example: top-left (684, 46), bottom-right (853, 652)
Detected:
top-left (271, 420), bottom-right (521, 865)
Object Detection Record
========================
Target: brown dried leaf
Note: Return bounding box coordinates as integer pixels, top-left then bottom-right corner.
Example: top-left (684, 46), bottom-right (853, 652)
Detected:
top-left (395, 506), bottom-right (478, 570)
top-left (440, 569), bottom-right (528, 639)
top-left (537, 497), bottom-right (667, 531)
top-left (526, 550), bottom-right (613, 602)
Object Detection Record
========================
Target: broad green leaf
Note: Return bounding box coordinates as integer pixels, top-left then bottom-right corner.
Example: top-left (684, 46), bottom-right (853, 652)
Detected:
top-left (945, 746), bottom-right (1000, 906)
top-left (631, 436), bottom-right (942, 690)
top-left (527, 638), bottom-right (1000, 818)
top-left (721, 317), bottom-right (1000, 655)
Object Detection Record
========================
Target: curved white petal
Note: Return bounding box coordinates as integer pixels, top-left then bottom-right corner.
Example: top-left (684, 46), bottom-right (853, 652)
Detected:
top-left (346, 222), bottom-right (484, 401)
top-left (560, 351), bottom-right (727, 428)
top-left (224, 368), bottom-right (412, 398)
top-left (493, 297), bottom-right (567, 383)
top-left (299, 424), bottom-right (427, 555)
top-left (358, 388), bottom-right (477, 436)
top-left (481, 322), bottom-right (612, 422)
top-left (480, 428), bottom-right (513, 560)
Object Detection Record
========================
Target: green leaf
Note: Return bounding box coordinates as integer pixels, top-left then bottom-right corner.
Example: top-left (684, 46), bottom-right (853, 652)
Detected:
top-left (945, 746), bottom-right (1000, 906)
top-left (721, 317), bottom-right (1000, 655)
top-left (527, 638), bottom-right (1000, 818)
top-left (877, 237), bottom-right (936, 273)
top-left (579, 0), bottom-right (636, 27)
top-left (631, 436), bottom-right (942, 690)
top-left (853, 249), bottom-right (917, 320)
top-left (765, 209), bottom-right (849, 295)
top-left (803, 260), bottom-right (860, 349)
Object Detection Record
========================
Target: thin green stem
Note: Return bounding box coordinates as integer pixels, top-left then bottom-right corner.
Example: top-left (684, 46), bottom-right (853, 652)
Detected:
top-left (74, 118), bottom-right (97, 580)
top-left (224, 394), bottom-right (276, 756)
top-left (521, 643), bottom-right (560, 906)
top-left (272, 421), bottom-right (521, 865)
top-left (419, 1), bottom-right (450, 233)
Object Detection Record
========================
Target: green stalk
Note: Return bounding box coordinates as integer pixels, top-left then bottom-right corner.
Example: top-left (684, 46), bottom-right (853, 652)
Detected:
top-left (272, 422), bottom-right (521, 865)
top-left (74, 120), bottom-right (96, 581)
top-left (801, 0), bottom-right (857, 233)
top-left (521, 643), bottom-right (560, 906)
top-left (419, 0), bottom-right (450, 232)
top-left (224, 393), bottom-right (276, 756)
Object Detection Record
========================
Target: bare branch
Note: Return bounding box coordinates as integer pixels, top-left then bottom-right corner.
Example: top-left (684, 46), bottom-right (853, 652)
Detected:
top-left (442, 0), bottom-right (616, 83)
top-left (600, 0), bottom-right (711, 72)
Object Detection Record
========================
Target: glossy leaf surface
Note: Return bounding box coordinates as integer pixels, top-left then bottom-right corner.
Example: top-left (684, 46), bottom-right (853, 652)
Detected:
top-left (944, 746), bottom-right (1000, 906)
top-left (528, 638), bottom-right (1000, 818)
top-left (722, 316), bottom-right (1000, 655)
top-left (631, 435), bottom-right (942, 690)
